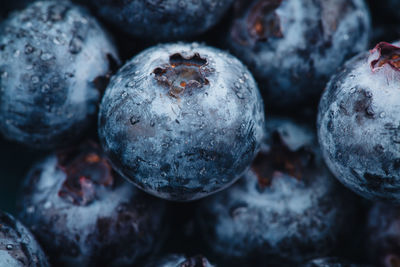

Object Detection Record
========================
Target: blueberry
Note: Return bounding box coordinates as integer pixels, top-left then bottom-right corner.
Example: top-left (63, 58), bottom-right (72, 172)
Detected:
top-left (0, 211), bottom-right (49, 267)
top-left (17, 141), bottom-right (168, 266)
top-left (318, 41), bottom-right (400, 202)
top-left (98, 43), bottom-right (265, 201)
top-left (366, 202), bottom-right (400, 267)
top-left (197, 117), bottom-right (354, 265)
top-left (87, 0), bottom-right (234, 41)
top-left (0, 1), bottom-right (119, 149)
top-left (302, 257), bottom-right (370, 267)
top-left (145, 254), bottom-right (214, 267)
top-left (226, 0), bottom-right (371, 108)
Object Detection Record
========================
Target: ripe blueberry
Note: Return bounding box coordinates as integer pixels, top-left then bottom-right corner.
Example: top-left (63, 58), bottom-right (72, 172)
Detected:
top-left (98, 43), bottom-right (265, 201)
top-left (227, 0), bottom-right (371, 108)
top-left (318, 41), bottom-right (400, 202)
top-left (0, 211), bottom-right (49, 267)
top-left (17, 141), bottom-right (168, 267)
top-left (197, 117), bottom-right (354, 265)
top-left (87, 0), bottom-right (234, 41)
top-left (0, 1), bottom-right (119, 149)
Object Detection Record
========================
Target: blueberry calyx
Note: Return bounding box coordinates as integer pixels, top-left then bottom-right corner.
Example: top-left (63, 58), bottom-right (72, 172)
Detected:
top-left (56, 142), bottom-right (114, 206)
top-left (232, 0), bottom-right (283, 46)
top-left (252, 131), bottom-right (314, 189)
top-left (370, 42), bottom-right (400, 71)
top-left (153, 53), bottom-right (211, 98)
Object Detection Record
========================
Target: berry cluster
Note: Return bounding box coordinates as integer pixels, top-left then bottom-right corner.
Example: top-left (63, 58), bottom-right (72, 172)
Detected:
top-left (0, 0), bottom-right (398, 266)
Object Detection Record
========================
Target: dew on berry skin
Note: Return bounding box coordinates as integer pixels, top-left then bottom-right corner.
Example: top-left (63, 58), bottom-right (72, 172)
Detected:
top-left (40, 52), bottom-right (53, 61)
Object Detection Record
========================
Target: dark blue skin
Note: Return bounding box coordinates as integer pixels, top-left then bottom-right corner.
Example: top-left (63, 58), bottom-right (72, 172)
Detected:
top-left (145, 254), bottom-right (215, 267)
top-left (366, 202), bottom-right (400, 267)
top-left (98, 43), bottom-right (266, 201)
top-left (226, 0), bottom-right (371, 108)
top-left (0, 1), bottom-right (119, 149)
top-left (17, 142), bottom-right (168, 267)
top-left (318, 41), bottom-right (400, 203)
top-left (302, 258), bottom-right (371, 267)
top-left (0, 212), bottom-right (49, 267)
top-left (87, 0), bottom-right (234, 41)
top-left (197, 117), bottom-right (354, 266)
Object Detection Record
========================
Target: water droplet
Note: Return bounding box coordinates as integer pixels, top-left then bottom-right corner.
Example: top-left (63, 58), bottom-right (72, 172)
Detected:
top-left (126, 81), bottom-right (135, 88)
top-left (150, 120), bottom-right (155, 127)
top-left (13, 50), bottom-right (20, 57)
top-left (31, 76), bottom-right (39, 84)
top-left (197, 111), bottom-right (204, 116)
top-left (161, 172), bottom-right (167, 177)
top-left (236, 92), bottom-right (244, 99)
top-left (69, 37), bottom-right (83, 54)
top-left (41, 53), bottom-right (53, 61)
top-left (380, 112), bottom-right (386, 118)
top-left (121, 91), bottom-right (128, 98)
top-left (130, 115), bottom-right (140, 125)
top-left (135, 70), bottom-right (140, 75)
top-left (6, 244), bottom-right (13, 250)
top-left (239, 78), bottom-right (244, 84)
top-left (350, 87), bottom-right (356, 93)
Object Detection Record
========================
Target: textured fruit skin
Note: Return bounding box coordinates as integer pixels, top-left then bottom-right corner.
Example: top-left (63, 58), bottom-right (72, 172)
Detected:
top-left (88, 0), bottom-right (234, 41)
top-left (0, 0), bottom-right (119, 149)
top-left (302, 257), bottom-right (370, 267)
top-left (98, 43), bottom-right (265, 201)
top-left (0, 212), bottom-right (49, 267)
top-left (197, 117), bottom-right (353, 265)
top-left (366, 202), bottom-right (400, 267)
top-left (318, 41), bottom-right (400, 202)
top-left (17, 142), bottom-right (167, 267)
top-left (227, 0), bottom-right (370, 108)
top-left (145, 254), bottom-right (215, 267)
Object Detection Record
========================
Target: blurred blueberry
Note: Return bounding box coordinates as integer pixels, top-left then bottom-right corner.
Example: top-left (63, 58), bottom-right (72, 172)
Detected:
top-left (226, 0), bottom-right (371, 109)
top-left (87, 0), bottom-right (234, 41)
top-left (318, 41), bottom-right (400, 202)
top-left (17, 141), bottom-right (168, 267)
top-left (0, 0), bottom-right (119, 149)
top-left (197, 117), bottom-right (355, 265)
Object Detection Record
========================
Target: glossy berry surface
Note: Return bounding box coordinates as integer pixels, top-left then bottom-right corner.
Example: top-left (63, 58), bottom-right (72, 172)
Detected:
top-left (0, 212), bottom-right (49, 267)
top-left (98, 43), bottom-right (265, 201)
top-left (88, 0), bottom-right (234, 41)
top-left (318, 42), bottom-right (400, 202)
top-left (197, 117), bottom-right (353, 265)
top-left (226, 0), bottom-right (370, 108)
top-left (366, 202), bottom-right (400, 267)
top-left (17, 142), bottom-right (167, 267)
top-left (0, 1), bottom-right (119, 149)
top-left (145, 254), bottom-right (214, 267)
